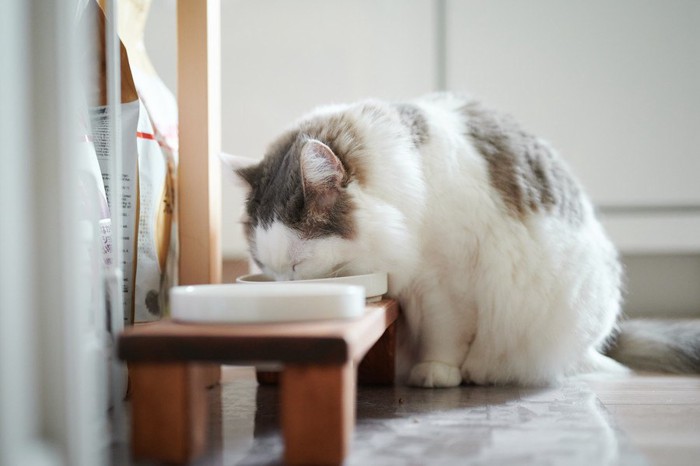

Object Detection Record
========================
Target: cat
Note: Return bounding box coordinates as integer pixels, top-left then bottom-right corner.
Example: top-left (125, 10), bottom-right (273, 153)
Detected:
top-left (222, 92), bottom-right (700, 387)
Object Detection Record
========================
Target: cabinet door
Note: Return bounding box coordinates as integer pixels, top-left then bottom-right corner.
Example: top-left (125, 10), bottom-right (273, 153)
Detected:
top-left (446, 0), bottom-right (700, 252)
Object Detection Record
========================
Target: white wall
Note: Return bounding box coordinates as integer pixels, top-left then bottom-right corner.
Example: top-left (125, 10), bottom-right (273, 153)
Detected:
top-left (145, 0), bottom-right (700, 316)
top-left (623, 254), bottom-right (700, 318)
top-left (447, 0), bottom-right (700, 206)
top-left (145, 0), bottom-right (437, 258)
top-left (445, 0), bottom-right (700, 255)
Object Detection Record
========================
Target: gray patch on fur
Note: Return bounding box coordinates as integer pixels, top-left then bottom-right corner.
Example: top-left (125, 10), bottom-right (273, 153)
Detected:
top-left (239, 113), bottom-right (364, 240)
top-left (605, 319), bottom-right (700, 374)
top-left (462, 101), bottom-right (584, 223)
top-left (395, 103), bottom-right (429, 146)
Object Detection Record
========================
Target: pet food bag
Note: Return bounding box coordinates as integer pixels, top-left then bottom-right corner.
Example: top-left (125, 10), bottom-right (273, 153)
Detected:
top-left (132, 94), bottom-right (177, 321)
top-left (89, 100), bottom-right (140, 325)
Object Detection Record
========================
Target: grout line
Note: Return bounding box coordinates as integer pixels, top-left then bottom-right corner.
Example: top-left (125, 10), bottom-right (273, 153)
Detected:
top-left (598, 204), bottom-right (700, 215)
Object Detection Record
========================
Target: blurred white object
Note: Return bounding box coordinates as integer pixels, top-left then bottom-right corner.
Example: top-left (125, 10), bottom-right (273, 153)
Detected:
top-left (1, 0), bottom-right (111, 464)
top-left (171, 283), bottom-right (365, 323)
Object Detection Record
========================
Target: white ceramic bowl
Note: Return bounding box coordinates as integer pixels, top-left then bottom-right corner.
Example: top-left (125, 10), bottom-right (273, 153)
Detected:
top-left (236, 272), bottom-right (388, 302)
top-left (171, 283), bottom-right (365, 323)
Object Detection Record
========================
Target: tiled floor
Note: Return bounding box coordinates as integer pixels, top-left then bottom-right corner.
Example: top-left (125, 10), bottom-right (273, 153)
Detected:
top-left (584, 374), bottom-right (700, 466)
top-left (122, 367), bottom-right (697, 466)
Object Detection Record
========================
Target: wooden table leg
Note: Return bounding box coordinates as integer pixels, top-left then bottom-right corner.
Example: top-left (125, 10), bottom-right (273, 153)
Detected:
top-left (256, 369), bottom-right (280, 385)
top-left (358, 320), bottom-right (396, 385)
top-left (202, 363), bottom-right (221, 388)
top-left (129, 363), bottom-right (209, 463)
top-left (281, 363), bottom-right (355, 465)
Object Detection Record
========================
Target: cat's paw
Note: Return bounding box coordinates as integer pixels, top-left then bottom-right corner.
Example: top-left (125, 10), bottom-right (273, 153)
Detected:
top-left (408, 361), bottom-right (462, 388)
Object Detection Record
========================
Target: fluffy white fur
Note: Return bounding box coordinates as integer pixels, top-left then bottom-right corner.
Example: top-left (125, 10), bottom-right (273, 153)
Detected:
top-left (230, 93), bottom-right (626, 387)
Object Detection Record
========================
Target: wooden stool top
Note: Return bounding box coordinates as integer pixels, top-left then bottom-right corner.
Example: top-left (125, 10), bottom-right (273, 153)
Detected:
top-left (118, 299), bottom-right (398, 365)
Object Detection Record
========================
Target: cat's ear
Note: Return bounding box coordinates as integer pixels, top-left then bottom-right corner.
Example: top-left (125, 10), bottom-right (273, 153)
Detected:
top-left (220, 152), bottom-right (260, 189)
top-left (300, 139), bottom-right (345, 209)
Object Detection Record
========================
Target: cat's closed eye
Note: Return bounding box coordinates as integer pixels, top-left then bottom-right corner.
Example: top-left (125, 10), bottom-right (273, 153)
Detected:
top-left (292, 259), bottom-right (308, 273)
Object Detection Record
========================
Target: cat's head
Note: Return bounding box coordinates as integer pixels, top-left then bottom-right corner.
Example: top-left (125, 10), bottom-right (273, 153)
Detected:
top-left (222, 136), bottom-right (368, 281)
top-left (223, 103), bottom-right (423, 287)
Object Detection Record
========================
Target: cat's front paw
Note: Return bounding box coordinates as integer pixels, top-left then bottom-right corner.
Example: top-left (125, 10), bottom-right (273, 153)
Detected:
top-left (408, 361), bottom-right (462, 388)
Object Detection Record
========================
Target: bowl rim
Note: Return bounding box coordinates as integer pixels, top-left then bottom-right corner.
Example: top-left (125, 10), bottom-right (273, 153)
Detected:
top-left (236, 271), bottom-right (387, 283)
top-left (235, 271), bottom-right (388, 299)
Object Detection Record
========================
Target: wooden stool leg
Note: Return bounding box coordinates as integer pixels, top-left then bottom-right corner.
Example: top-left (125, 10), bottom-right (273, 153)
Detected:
top-left (281, 363), bottom-right (355, 466)
top-left (256, 369), bottom-right (280, 385)
top-left (358, 320), bottom-right (396, 385)
top-left (202, 363), bottom-right (221, 388)
top-left (129, 363), bottom-right (209, 463)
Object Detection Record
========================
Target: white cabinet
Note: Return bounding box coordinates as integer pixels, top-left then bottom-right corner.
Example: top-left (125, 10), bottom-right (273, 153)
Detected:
top-left (445, 0), bottom-right (700, 252)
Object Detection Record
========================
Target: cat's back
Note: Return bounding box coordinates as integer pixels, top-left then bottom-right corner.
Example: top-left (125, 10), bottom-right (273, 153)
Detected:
top-left (410, 93), bottom-right (593, 227)
top-left (286, 93), bottom-right (594, 228)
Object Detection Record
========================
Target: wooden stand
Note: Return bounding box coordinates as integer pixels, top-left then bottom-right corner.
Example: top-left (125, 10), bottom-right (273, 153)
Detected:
top-left (119, 299), bottom-right (399, 465)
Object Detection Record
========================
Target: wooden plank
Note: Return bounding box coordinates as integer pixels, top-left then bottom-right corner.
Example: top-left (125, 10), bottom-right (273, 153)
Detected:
top-left (177, 0), bottom-right (222, 287)
top-left (130, 363), bottom-right (209, 463)
top-left (122, 333), bottom-right (347, 364)
top-left (118, 300), bottom-right (399, 364)
top-left (281, 363), bottom-right (355, 465)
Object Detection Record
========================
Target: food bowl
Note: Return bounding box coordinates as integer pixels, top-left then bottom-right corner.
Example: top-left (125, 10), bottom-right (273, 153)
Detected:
top-left (171, 283), bottom-right (365, 323)
top-left (236, 272), bottom-right (388, 302)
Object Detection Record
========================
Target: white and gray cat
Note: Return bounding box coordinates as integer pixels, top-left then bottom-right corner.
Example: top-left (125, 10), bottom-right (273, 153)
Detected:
top-left (222, 92), bottom-right (700, 387)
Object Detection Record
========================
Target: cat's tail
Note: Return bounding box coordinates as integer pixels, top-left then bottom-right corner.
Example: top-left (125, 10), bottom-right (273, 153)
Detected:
top-left (604, 319), bottom-right (700, 374)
